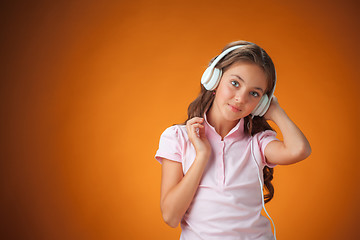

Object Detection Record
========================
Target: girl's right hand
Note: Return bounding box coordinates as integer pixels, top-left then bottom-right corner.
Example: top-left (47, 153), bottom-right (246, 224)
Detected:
top-left (186, 117), bottom-right (211, 158)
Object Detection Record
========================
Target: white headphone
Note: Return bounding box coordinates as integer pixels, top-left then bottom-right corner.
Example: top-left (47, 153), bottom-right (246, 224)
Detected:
top-left (201, 45), bottom-right (276, 117)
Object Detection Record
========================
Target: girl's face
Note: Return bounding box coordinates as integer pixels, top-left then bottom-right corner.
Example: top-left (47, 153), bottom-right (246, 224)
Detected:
top-left (212, 61), bottom-right (268, 124)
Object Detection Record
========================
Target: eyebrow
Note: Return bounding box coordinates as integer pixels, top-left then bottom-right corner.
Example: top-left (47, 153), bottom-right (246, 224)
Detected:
top-left (231, 74), bottom-right (265, 93)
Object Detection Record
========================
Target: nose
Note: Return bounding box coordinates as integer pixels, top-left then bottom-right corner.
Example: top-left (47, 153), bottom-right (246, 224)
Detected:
top-left (235, 90), bottom-right (247, 104)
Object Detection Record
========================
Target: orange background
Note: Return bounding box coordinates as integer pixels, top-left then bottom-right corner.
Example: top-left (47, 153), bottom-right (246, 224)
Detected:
top-left (1, 0), bottom-right (359, 239)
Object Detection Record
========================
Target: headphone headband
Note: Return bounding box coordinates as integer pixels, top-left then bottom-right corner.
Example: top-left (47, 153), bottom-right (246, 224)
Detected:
top-left (209, 45), bottom-right (246, 68)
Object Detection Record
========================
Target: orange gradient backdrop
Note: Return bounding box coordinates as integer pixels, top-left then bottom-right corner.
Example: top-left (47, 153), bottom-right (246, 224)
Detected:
top-left (1, 0), bottom-right (359, 239)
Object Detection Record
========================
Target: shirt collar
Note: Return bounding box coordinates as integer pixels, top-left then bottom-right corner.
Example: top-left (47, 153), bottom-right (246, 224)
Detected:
top-left (203, 111), bottom-right (244, 140)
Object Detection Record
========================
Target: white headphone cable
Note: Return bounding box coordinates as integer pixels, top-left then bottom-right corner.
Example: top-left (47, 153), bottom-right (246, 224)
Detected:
top-left (251, 138), bottom-right (277, 240)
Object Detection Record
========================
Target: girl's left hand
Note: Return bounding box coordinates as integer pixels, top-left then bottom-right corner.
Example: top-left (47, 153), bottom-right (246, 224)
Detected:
top-left (264, 96), bottom-right (282, 121)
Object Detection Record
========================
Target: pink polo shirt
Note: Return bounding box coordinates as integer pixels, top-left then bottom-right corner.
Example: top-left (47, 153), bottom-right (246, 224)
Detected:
top-left (155, 115), bottom-right (278, 240)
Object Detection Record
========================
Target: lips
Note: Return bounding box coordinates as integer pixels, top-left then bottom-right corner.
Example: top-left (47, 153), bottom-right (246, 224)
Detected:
top-left (228, 104), bottom-right (241, 112)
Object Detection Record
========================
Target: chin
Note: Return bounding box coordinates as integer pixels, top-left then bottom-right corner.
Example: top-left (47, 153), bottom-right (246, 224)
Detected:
top-left (229, 110), bottom-right (251, 120)
top-left (224, 113), bottom-right (244, 122)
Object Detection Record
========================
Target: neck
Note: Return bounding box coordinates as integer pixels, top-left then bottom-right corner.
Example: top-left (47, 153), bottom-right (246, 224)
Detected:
top-left (207, 107), bottom-right (239, 139)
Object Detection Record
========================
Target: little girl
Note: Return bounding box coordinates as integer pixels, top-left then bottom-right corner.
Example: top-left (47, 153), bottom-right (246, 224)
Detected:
top-left (155, 40), bottom-right (311, 240)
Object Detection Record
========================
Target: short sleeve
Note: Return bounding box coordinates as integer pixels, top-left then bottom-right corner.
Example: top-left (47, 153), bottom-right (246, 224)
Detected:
top-left (155, 125), bottom-right (183, 164)
top-left (253, 130), bottom-right (279, 168)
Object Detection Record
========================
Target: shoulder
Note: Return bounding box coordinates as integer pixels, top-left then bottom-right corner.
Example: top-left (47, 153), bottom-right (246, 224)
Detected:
top-left (253, 129), bottom-right (277, 141)
top-left (252, 130), bottom-right (278, 168)
top-left (252, 130), bottom-right (279, 153)
top-left (160, 124), bottom-right (188, 141)
top-left (156, 124), bottom-right (188, 164)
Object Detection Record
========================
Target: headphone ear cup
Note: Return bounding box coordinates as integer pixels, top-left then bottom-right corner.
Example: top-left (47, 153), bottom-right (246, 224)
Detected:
top-left (202, 67), bottom-right (222, 90)
top-left (209, 68), bottom-right (222, 90)
top-left (258, 95), bottom-right (273, 117)
top-left (251, 94), bottom-right (269, 117)
top-left (201, 67), bottom-right (213, 86)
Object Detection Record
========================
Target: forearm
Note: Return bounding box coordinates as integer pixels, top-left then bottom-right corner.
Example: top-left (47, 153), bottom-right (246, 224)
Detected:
top-left (161, 154), bottom-right (208, 227)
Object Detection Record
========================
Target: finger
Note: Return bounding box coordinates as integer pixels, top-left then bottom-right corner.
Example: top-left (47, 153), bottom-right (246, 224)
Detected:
top-left (187, 121), bottom-right (205, 131)
top-left (187, 119), bottom-right (201, 130)
top-left (191, 123), bottom-right (204, 128)
top-left (195, 127), bottom-right (200, 137)
top-left (188, 123), bottom-right (204, 134)
top-left (271, 96), bottom-right (278, 103)
top-left (187, 123), bottom-right (204, 138)
top-left (187, 124), bottom-right (202, 132)
top-left (186, 117), bottom-right (204, 125)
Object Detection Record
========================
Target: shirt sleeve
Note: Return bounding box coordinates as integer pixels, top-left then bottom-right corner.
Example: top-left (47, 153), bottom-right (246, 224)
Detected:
top-left (155, 125), bottom-right (183, 164)
top-left (254, 130), bottom-right (279, 168)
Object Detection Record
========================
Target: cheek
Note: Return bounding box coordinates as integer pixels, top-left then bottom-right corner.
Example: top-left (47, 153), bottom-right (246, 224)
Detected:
top-left (250, 98), bottom-right (262, 109)
top-left (217, 85), bottom-right (233, 100)
top-left (250, 101), bottom-right (258, 109)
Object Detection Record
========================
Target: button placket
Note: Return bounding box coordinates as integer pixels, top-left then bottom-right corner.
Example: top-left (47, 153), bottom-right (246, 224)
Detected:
top-left (217, 141), bottom-right (225, 185)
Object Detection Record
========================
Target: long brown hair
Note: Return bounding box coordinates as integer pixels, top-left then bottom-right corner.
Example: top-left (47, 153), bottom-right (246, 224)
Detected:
top-left (185, 40), bottom-right (277, 203)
